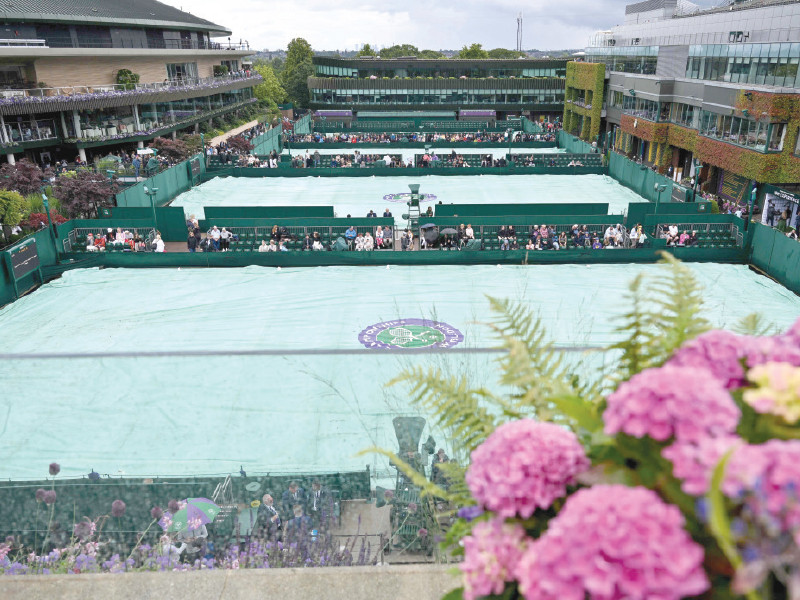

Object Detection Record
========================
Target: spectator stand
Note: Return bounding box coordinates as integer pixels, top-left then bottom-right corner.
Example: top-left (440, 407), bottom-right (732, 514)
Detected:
top-left (65, 225), bottom-right (157, 253)
top-left (654, 221), bottom-right (744, 248)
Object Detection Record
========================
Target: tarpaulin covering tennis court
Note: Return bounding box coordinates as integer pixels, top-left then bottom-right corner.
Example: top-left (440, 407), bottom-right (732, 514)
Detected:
top-left (1, 264), bottom-right (798, 482)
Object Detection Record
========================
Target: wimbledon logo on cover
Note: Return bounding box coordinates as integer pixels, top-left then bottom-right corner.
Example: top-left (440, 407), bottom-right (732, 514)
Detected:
top-left (358, 319), bottom-right (464, 349)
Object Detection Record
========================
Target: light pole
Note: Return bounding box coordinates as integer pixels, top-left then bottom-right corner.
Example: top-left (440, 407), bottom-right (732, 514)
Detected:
top-left (692, 158), bottom-right (701, 201)
top-left (654, 183), bottom-right (667, 217)
top-left (40, 191), bottom-right (58, 258)
top-left (507, 128), bottom-right (513, 163)
top-left (746, 182), bottom-right (757, 231)
top-left (143, 185), bottom-right (159, 231)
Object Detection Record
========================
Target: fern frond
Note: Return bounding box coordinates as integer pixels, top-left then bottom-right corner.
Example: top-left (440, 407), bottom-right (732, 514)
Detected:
top-left (732, 313), bottom-right (778, 336)
top-left (388, 367), bottom-right (498, 454)
top-left (358, 447), bottom-right (455, 501)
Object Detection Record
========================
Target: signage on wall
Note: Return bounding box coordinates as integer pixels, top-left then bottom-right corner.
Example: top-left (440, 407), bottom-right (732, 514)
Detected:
top-left (717, 170), bottom-right (750, 204)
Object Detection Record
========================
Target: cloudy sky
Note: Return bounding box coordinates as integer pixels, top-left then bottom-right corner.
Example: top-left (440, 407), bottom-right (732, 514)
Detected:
top-left (162, 0), bottom-right (721, 52)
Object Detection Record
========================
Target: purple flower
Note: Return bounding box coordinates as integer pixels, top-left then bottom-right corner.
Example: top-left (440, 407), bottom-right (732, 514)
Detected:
top-left (417, 528), bottom-right (428, 538)
top-left (35, 488), bottom-right (46, 502)
top-left (73, 519), bottom-right (95, 540)
top-left (111, 500), bottom-right (126, 518)
top-left (406, 502), bottom-right (417, 513)
top-left (4, 535), bottom-right (13, 545)
top-left (604, 365), bottom-right (740, 442)
top-left (457, 506), bottom-right (484, 522)
top-left (43, 490), bottom-right (56, 505)
top-left (167, 499), bottom-right (180, 513)
top-left (466, 420), bottom-right (589, 518)
top-left (515, 485), bottom-right (709, 600)
top-left (461, 518), bottom-right (529, 600)
top-left (150, 506), bottom-right (163, 521)
top-left (48, 462), bottom-right (60, 476)
top-left (382, 490), bottom-right (394, 501)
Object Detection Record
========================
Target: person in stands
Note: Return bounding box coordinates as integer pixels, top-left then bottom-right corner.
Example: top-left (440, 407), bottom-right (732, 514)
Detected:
top-left (258, 240), bottom-right (269, 252)
top-left (153, 234), bottom-right (165, 253)
top-left (187, 230), bottom-right (198, 252)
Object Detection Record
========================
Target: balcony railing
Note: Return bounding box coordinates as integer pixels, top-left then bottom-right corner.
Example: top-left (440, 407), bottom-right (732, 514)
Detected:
top-left (0, 73), bottom-right (261, 106)
top-left (32, 37), bottom-right (250, 51)
top-left (1, 119), bottom-right (58, 145)
top-left (0, 38), bottom-right (47, 48)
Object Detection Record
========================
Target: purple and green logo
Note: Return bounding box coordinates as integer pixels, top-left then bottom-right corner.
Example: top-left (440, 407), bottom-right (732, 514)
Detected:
top-left (358, 318), bottom-right (464, 349)
top-left (382, 192), bottom-right (437, 204)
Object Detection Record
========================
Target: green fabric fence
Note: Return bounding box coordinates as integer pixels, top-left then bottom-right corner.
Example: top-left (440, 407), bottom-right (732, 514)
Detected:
top-left (250, 126), bottom-right (282, 155)
top-left (750, 222), bottom-right (800, 295)
top-left (609, 152), bottom-right (675, 204)
top-left (293, 114), bottom-right (312, 135)
top-left (434, 203), bottom-right (610, 218)
top-left (115, 155), bottom-right (205, 208)
top-left (558, 131), bottom-right (595, 153)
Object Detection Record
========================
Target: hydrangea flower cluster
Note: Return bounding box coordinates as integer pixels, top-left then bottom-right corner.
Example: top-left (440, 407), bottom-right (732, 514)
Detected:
top-left (723, 440), bottom-right (800, 543)
top-left (460, 518), bottom-right (529, 600)
top-left (603, 365), bottom-right (740, 441)
top-left (743, 362), bottom-right (800, 424)
top-left (515, 485), bottom-right (709, 600)
top-left (667, 329), bottom-right (747, 389)
top-left (466, 420), bottom-right (589, 518)
top-left (661, 435), bottom-right (743, 495)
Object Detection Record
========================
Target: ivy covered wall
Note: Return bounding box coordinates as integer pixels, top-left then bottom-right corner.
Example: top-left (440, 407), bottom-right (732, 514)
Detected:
top-left (563, 61), bottom-right (605, 142)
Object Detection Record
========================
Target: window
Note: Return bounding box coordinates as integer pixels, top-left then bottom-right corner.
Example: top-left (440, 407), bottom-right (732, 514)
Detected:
top-left (166, 62), bottom-right (198, 81)
top-left (769, 123), bottom-right (787, 152)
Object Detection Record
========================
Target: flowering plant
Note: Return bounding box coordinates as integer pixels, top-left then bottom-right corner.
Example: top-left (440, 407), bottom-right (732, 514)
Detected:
top-left (382, 256), bottom-right (800, 600)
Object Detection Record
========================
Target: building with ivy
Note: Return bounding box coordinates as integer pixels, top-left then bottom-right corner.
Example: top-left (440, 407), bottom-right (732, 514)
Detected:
top-left (573, 0), bottom-right (800, 206)
top-left (308, 56), bottom-right (568, 120)
top-left (0, 0), bottom-right (257, 165)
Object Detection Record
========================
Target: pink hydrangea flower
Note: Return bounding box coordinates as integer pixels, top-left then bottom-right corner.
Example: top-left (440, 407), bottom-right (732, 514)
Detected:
top-left (515, 485), bottom-right (709, 600)
top-left (460, 518), bottom-right (529, 600)
top-left (723, 440), bottom-right (800, 535)
top-left (465, 420), bottom-right (589, 518)
top-left (662, 435), bottom-right (743, 495)
top-left (603, 365), bottom-right (740, 442)
top-left (746, 335), bottom-right (800, 370)
top-left (668, 329), bottom-right (747, 389)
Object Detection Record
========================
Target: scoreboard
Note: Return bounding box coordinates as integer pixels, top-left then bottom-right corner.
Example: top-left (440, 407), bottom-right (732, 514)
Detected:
top-left (8, 238), bottom-right (40, 280)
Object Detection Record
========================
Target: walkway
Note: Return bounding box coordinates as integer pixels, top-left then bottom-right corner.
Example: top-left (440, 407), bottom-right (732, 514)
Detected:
top-left (209, 120), bottom-right (259, 147)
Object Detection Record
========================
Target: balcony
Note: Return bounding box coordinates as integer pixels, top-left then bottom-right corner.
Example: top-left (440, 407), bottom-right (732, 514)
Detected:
top-left (31, 37), bottom-right (250, 51)
top-left (0, 118), bottom-right (58, 149)
top-left (0, 74), bottom-right (262, 116)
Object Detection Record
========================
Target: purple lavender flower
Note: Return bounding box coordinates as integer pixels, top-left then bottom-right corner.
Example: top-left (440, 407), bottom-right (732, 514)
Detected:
top-left (49, 463), bottom-right (60, 476)
top-left (73, 520), bottom-right (94, 540)
top-left (457, 506), bottom-right (484, 522)
top-left (407, 502), bottom-right (417, 513)
top-left (150, 506), bottom-right (163, 521)
top-left (35, 488), bottom-right (46, 502)
top-left (43, 490), bottom-right (56, 505)
top-left (418, 528), bottom-right (428, 538)
top-left (167, 499), bottom-right (180, 513)
top-left (111, 500), bottom-right (126, 518)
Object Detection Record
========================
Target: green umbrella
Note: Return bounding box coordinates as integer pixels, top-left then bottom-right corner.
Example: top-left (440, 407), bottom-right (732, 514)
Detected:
top-left (164, 497), bottom-right (220, 532)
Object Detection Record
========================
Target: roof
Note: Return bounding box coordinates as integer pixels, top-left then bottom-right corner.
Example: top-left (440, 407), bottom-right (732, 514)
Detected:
top-left (0, 0), bottom-right (232, 35)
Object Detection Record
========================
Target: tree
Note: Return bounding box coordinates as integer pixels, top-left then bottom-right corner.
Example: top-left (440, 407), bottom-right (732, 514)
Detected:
top-left (281, 38), bottom-right (314, 107)
top-left (418, 49), bottom-right (446, 59)
top-left (253, 64), bottom-right (286, 105)
top-left (149, 137), bottom-right (190, 162)
top-left (0, 190), bottom-right (26, 228)
top-left (0, 160), bottom-right (46, 197)
top-left (357, 44), bottom-right (377, 57)
top-left (53, 171), bottom-right (118, 219)
top-left (379, 44), bottom-right (419, 59)
top-left (226, 136), bottom-right (253, 153)
top-left (20, 209), bottom-right (67, 230)
top-left (457, 44), bottom-right (489, 59)
top-left (488, 48), bottom-right (526, 59)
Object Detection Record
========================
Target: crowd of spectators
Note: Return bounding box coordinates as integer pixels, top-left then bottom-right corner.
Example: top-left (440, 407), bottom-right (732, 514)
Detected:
top-left (84, 227), bottom-right (155, 252)
top-left (285, 131), bottom-right (556, 144)
top-left (661, 224), bottom-right (700, 246)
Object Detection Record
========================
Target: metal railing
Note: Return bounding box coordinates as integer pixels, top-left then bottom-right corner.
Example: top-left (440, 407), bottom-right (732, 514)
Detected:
top-left (32, 37), bottom-right (250, 51)
top-left (654, 223), bottom-right (742, 247)
top-left (67, 228), bottom-right (156, 252)
top-left (1, 73), bottom-right (257, 99)
top-left (0, 38), bottom-right (46, 47)
top-left (2, 119), bottom-right (58, 145)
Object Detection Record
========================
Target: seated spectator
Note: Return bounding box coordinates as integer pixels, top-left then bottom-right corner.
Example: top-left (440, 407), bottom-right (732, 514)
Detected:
top-left (366, 209), bottom-right (376, 218)
top-left (153, 234), bottom-right (165, 253)
top-left (209, 226), bottom-right (221, 251)
top-left (302, 234), bottom-right (312, 250)
top-left (355, 232), bottom-right (365, 251)
top-left (375, 226), bottom-right (384, 248)
top-left (614, 225), bottom-right (625, 247)
top-left (401, 229), bottom-right (411, 251)
top-left (525, 238), bottom-right (536, 250)
top-left (604, 224), bottom-right (617, 245)
top-left (666, 224), bottom-right (680, 245)
top-left (465, 224), bottom-right (474, 240)
top-left (498, 225), bottom-right (511, 251)
top-left (258, 240), bottom-right (269, 252)
top-left (382, 225), bottom-right (392, 248)
top-left (629, 225), bottom-right (640, 246)
top-left (688, 230), bottom-right (698, 246)
top-left (279, 240), bottom-right (288, 252)
top-left (134, 235), bottom-right (147, 252)
top-left (363, 231), bottom-right (375, 251)
top-left (345, 226), bottom-right (357, 249)
top-left (570, 224), bottom-right (580, 247)
top-left (312, 231), bottom-right (323, 250)
top-left (510, 238), bottom-right (519, 250)
top-left (267, 239), bottom-right (278, 252)
top-left (270, 225), bottom-right (280, 241)
top-left (637, 226), bottom-right (648, 247)
top-left (425, 206), bottom-right (434, 217)
top-left (558, 231), bottom-right (567, 249)
top-left (220, 228), bottom-right (232, 251)
top-left (679, 230), bottom-right (691, 245)
top-left (187, 231), bottom-right (198, 252)
top-left (591, 237), bottom-right (602, 249)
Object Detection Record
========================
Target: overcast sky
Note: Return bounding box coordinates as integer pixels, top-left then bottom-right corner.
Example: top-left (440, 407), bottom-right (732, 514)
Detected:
top-left (162, 0), bottom-right (721, 52)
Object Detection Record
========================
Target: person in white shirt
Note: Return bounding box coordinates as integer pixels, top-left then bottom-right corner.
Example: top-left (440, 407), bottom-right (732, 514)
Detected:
top-left (220, 228), bottom-right (232, 251)
top-left (364, 232), bottom-right (374, 250)
top-left (258, 240), bottom-right (269, 252)
top-left (312, 238), bottom-right (323, 251)
top-left (210, 226), bottom-right (221, 251)
top-left (666, 224), bottom-right (679, 245)
top-left (159, 534), bottom-right (185, 560)
top-left (614, 224), bottom-right (625, 247)
top-left (355, 233), bottom-right (366, 251)
top-left (383, 154), bottom-right (392, 166)
top-left (603, 225), bottom-right (617, 245)
top-left (375, 227), bottom-right (384, 248)
top-left (267, 239), bottom-right (278, 252)
top-left (153, 234), bottom-right (165, 253)
top-left (465, 224), bottom-right (474, 240)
